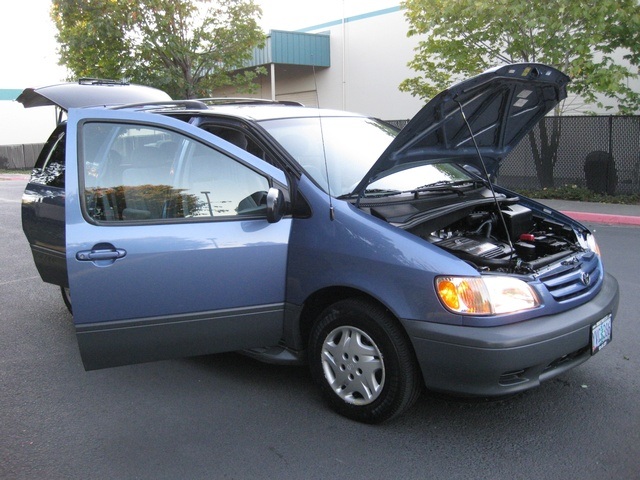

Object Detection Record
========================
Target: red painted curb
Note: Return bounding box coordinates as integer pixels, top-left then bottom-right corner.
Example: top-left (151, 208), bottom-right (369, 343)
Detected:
top-left (562, 210), bottom-right (640, 226)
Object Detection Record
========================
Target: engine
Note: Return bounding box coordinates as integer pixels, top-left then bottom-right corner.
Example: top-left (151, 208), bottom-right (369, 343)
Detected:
top-left (407, 201), bottom-right (582, 274)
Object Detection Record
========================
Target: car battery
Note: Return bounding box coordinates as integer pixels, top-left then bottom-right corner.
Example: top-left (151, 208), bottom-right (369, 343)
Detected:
top-left (499, 204), bottom-right (533, 239)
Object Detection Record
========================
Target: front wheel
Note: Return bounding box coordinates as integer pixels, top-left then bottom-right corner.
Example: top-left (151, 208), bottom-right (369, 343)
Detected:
top-left (308, 298), bottom-right (422, 423)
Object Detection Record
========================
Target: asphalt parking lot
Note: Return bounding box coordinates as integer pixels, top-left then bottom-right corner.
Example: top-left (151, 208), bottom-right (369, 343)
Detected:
top-left (1, 176), bottom-right (639, 479)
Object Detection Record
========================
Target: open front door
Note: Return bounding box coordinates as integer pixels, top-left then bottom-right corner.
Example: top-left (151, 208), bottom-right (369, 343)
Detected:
top-left (65, 108), bottom-right (291, 370)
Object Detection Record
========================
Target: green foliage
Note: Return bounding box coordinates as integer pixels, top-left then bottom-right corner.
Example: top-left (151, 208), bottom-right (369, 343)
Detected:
top-left (52, 0), bottom-right (133, 78)
top-left (400, 0), bottom-right (640, 114)
top-left (51, 0), bottom-right (266, 99)
top-left (517, 185), bottom-right (640, 205)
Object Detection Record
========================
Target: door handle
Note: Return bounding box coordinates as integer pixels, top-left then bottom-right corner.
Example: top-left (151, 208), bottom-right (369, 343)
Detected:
top-left (76, 245), bottom-right (127, 262)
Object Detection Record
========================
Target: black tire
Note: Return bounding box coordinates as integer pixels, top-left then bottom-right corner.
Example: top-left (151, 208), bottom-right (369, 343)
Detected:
top-left (308, 298), bottom-right (422, 423)
top-left (61, 286), bottom-right (72, 314)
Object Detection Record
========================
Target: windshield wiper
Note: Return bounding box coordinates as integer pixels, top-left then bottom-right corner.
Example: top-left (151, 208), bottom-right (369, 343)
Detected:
top-left (343, 180), bottom-right (485, 201)
top-left (408, 179), bottom-right (486, 198)
top-left (415, 179), bottom-right (485, 190)
top-left (338, 188), bottom-right (403, 200)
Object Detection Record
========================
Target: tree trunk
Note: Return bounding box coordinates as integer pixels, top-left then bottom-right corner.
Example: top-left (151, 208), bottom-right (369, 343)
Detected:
top-left (529, 117), bottom-right (562, 188)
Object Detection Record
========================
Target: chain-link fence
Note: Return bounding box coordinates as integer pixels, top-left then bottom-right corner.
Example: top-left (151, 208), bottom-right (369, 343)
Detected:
top-left (388, 116), bottom-right (640, 195)
top-left (501, 116), bottom-right (640, 195)
top-left (384, 119), bottom-right (410, 130)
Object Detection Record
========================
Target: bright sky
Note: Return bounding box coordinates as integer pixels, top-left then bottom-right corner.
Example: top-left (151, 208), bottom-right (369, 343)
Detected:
top-left (0, 0), bottom-right (66, 88)
top-left (0, 0), bottom-right (398, 144)
top-left (0, 1), bottom-right (65, 144)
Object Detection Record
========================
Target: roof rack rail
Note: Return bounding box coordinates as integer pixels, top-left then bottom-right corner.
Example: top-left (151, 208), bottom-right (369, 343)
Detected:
top-left (110, 100), bottom-right (209, 111)
top-left (195, 97), bottom-right (304, 107)
top-left (78, 78), bottom-right (130, 86)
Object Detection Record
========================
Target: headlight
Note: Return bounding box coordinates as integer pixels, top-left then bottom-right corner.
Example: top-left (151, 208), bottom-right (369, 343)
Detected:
top-left (435, 276), bottom-right (540, 315)
top-left (585, 233), bottom-right (601, 256)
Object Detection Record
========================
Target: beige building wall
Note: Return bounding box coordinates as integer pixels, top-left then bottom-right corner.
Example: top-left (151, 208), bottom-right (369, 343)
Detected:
top-left (214, 5), bottom-right (425, 121)
top-left (223, 1), bottom-right (639, 120)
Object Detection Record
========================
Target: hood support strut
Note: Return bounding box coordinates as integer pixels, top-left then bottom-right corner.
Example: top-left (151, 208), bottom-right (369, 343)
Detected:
top-left (456, 99), bottom-right (517, 262)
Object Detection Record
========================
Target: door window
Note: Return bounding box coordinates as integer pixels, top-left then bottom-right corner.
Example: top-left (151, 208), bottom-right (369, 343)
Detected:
top-left (80, 122), bottom-right (271, 222)
top-left (31, 127), bottom-right (66, 188)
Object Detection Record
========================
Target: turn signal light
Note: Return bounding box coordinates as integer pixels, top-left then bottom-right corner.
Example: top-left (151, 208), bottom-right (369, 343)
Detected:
top-left (435, 276), bottom-right (540, 315)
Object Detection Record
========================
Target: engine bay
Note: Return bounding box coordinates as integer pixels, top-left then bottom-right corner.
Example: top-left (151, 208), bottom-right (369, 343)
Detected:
top-left (371, 196), bottom-right (586, 275)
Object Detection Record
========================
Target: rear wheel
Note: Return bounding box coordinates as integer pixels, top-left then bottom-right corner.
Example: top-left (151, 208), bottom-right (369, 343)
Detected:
top-left (309, 298), bottom-right (422, 423)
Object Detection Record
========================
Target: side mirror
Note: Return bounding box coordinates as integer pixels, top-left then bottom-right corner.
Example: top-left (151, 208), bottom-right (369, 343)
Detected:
top-left (266, 188), bottom-right (285, 223)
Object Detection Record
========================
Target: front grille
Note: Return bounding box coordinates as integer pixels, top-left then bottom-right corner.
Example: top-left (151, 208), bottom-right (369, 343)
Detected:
top-left (538, 252), bottom-right (601, 301)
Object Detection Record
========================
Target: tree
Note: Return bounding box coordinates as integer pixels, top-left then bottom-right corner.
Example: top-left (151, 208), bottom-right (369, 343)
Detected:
top-left (400, 0), bottom-right (640, 187)
top-left (52, 0), bottom-right (265, 99)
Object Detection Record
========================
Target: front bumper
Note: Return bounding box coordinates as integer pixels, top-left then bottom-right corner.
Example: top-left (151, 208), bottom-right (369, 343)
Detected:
top-left (402, 272), bottom-right (619, 396)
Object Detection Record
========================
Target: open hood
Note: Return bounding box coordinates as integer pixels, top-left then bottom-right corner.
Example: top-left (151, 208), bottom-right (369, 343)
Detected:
top-left (353, 63), bottom-right (570, 195)
top-left (16, 79), bottom-right (171, 110)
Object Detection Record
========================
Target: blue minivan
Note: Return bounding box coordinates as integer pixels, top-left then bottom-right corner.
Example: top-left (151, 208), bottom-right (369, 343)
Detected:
top-left (21, 65), bottom-right (618, 423)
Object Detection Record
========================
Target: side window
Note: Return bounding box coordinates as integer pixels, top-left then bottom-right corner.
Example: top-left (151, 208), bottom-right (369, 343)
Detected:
top-left (202, 125), bottom-right (275, 164)
top-left (177, 142), bottom-right (270, 217)
top-left (81, 122), bottom-right (270, 223)
top-left (31, 127), bottom-right (66, 188)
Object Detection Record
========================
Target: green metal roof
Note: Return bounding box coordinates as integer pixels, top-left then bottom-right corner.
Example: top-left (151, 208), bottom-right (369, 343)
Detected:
top-left (248, 30), bottom-right (330, 68)
top-left (0, 89), bottom-right (22, 101)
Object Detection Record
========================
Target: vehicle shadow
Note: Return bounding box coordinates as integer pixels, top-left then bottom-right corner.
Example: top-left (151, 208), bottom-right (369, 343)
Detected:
top-left (182, 351), bottom-right (585, 429)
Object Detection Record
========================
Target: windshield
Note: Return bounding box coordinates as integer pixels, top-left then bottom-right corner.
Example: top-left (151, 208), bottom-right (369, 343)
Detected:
top-left (261, 116), bottom-right (477, 198)
top-left (367, 163), bottom-right (475, 195)
top-left (260, 116), bottom-right (397, 196)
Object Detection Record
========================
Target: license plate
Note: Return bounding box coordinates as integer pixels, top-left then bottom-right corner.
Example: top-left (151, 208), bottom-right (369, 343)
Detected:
top-left (591, 314), bottom-right (612, 355)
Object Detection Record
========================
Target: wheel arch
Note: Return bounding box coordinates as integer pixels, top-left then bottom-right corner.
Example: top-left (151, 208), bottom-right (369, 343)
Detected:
top-left (297, 286), bottom-right (416, 359)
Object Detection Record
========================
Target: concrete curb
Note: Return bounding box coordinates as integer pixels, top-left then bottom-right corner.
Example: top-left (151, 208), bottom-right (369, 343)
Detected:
top-left (0, 174), bottom-right (30, 181)
top-left (561, 211), bottom-right (640, 227)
